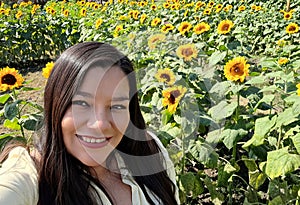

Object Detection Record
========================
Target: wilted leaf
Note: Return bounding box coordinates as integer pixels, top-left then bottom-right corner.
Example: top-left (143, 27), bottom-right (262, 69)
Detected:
top-left (266, 147), bottom-right (300, 179)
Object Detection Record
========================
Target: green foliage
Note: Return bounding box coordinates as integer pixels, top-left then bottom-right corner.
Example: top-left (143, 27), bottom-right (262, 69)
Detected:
top-left (1, 0), bottom-right (300, 204)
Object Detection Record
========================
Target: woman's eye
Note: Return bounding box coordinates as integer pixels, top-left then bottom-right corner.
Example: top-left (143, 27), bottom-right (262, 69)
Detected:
top-left (111, 104), bottom-right (127, 110)
top-left (72, 100), bottom-right (89, 107)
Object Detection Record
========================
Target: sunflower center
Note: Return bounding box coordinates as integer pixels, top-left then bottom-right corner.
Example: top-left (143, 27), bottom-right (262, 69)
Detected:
top-left (161, 74), bottom-right (171, 82)
top-left (289, 26), bottom-right (296, 31)
top-left (182, 48), bottom-right (193, 57)
top-left (2, 74), bottom-right (17, 85)
top-left (198, 26), bottom-right (205, 31)
top-left (231, 63), bottom-right (244, 75)
top-left (168, 90), bottom-right (181, 104)
top-left (222, 24), bottom-right (229, 31)
top-left (182, 25), bottom-right (188, 30)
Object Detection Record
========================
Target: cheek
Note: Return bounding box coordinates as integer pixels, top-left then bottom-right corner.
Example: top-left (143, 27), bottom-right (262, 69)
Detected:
top-left (112, 112), bottom-right (130, 133)
top-left (61, 110), bottom-right (76, 143)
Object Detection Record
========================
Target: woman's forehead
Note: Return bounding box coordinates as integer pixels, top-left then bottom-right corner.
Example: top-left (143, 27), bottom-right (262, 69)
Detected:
top-left (76, 66), bottom-right (129, 98)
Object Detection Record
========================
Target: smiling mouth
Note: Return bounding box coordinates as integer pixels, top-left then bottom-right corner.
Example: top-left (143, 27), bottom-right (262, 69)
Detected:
top-left (76, 134), bottom-right (110, 144)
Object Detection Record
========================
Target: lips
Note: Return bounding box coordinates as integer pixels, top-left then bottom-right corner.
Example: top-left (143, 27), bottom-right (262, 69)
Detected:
top-left (76, 134), bottom-right (112, 148)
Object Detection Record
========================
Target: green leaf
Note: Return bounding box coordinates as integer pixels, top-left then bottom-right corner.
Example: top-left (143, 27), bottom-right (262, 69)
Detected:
top-left (22, 115), bottom-right (43, 131)
top-left (291, 133), bottom-right (300, 154)
top-left (266, 147), bottom-right (300, 179)
top-left (259, 58), bottom-right (278, 69)
top-left (179, 172), bottom-right (194, 194)
top-left (254, 94), bottom-right (274, 110)
top-left (243, 115), bottom-right (277, 148)
top-left (161, 109), bottom-right (172, 125)
top-left (204, 177), bottom-right (224, 205)
top-left (208, 101), bottom-right (238, 121)
top-left (179, 172), bottom-right (204, 198)
top-left (208, 51), bottom-right (227, 67)
top-left (0, 93), bottom-right (11, 104)
top-left (243, 158), bottom-right (267, 190)
top-left (275, 107), bottom-right (299, 128)
top-left (221, 129), bottom-right (247, 149)
top-left (3, 118), bottom-right (21, 130)
top-left (292, 101), bottom-right (300, 115)
top-left (4, 100), bottom-right (21, 120)
top-left (189, 139), bottom-right (218, 168)
top-left (269, 196), bottom-right (283, 205)
top-left (245, 75), bottom-right (265, 85)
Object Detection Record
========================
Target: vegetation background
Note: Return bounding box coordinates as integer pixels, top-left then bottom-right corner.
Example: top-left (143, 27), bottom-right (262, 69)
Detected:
top-left (1, 0), bottom-right (300, 204)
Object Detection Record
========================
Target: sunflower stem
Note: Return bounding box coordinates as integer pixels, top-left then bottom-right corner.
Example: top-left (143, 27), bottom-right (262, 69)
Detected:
top-left (12, 89), bottom-right (25, 139)
top-left (235, 91), bottom-right (240, 122)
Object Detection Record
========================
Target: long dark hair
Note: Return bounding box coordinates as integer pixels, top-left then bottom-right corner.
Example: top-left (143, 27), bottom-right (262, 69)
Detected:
top-left (38, 42), bottom-right (177, 205)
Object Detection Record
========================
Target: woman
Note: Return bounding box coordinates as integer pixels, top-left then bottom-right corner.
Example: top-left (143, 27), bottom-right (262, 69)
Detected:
top-left (38, 42), bottom-right (179, 205)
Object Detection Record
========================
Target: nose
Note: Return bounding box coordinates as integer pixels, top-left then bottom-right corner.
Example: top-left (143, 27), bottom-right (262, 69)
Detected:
top-left (87, 111), bottom-right (112, 133)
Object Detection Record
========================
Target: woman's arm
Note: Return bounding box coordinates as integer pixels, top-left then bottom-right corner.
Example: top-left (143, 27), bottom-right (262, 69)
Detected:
top-left (0, 146), bottom-right (38, 205)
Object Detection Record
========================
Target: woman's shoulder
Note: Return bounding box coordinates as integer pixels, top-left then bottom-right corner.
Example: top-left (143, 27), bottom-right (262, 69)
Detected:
top-left (0, 146), bottom-right (38, 205)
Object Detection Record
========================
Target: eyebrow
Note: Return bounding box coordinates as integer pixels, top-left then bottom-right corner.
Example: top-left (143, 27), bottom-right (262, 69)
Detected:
top-left (75, 91), bottom-right (129, 101)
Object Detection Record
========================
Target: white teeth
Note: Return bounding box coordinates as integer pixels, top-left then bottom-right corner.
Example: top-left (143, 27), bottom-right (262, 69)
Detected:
top-left (81, 136), bottom-right (106, 144)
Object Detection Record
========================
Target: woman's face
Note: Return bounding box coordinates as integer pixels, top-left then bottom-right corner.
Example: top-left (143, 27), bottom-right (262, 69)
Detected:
top-left (61, 66), bottom-right (130, 167)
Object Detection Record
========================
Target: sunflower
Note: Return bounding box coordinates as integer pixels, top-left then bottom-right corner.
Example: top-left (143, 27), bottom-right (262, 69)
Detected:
top-left (163, 2), bottom-right (170, 8)
top-left (42, 62), bottom-right (54, 79)
top-left (176, 44), bottom-right (198, 61)
top-left (255, 5), bottom-right (262, 11)
top-left (277, 39), bottom-right (285, 47)
top-left (215, 4), bottom-right (222, 10)
top-left (193, 22), bottom-right (210, 34)
top-left (118, 15), bottom-right (125, 20)
top-left (178, 21), bottom-right (192, 35)
top-left (296, 83), bottom-right (300, 96)
top-left (151, 4), bottom-right (157, 10)
top-left (161, 23), bottom-right (174, 33)
top-left (278, 58), bottom-right (289, 65)
top-left (155, 68), bottom-right (176, 85)
top-left (238, 5), bottom-right (246, 12)
top-left (63, 9), bottom-right (69, 17)
top-left (207, 1), bottom-right (214, 8)
top-left (0, 8), bottom-right (5, 14)
top-left (151, 17), bottom-right (161, 27)
top-left (15, 10), bottom-right (22, 19)
top-left (80, 8), bottom-right (87, 16)
top-left (203, 8), bottom-right (211, 15)
top-left (0, 67), bottom-right (24, 91)
top-left (223, 7), bottom-right (229, 12)
top-left (95, 18), bottom-right (103, 29)
top-left (217, 19), bottom-right (234, 34)
top-left (215, 4), bottom-right (222, 12)
top-left (224, 56), bottom-right (250, 82)
top-left (113, 25), bottom-right (123, 37)
top-left (148, 33), bottom-right (166, 50)
top-left (132, 10), bottom-right (139, 20)
top-left (162, 86), bottom-right (187, 114)
top-left (93, 3), bottom-right (101, 10)
top-left (140, 14), bottom-right (147, 24)
top-left (283, 11), bottom-right (292, 20)
top-left (286, 23), bottom-right (299, 34)
top-left (195, 1), bottom-right (203, 8)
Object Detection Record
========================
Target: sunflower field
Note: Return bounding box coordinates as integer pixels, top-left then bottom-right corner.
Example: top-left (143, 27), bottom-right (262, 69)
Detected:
top-left (1, 0), bottom-right (300, 204)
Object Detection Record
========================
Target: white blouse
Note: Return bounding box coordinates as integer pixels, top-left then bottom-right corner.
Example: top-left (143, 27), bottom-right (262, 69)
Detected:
top-left (0, 146), bottom-right (38, 205)
top-left (0, 132), bottom-right (179, 205)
